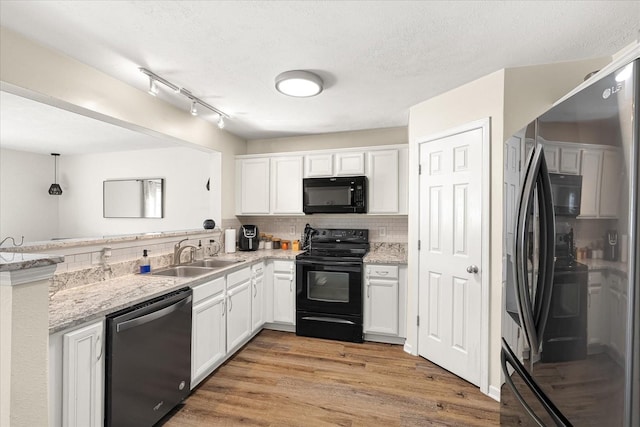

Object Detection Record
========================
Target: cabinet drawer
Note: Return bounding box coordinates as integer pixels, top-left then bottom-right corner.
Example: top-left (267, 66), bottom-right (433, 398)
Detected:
top-left (272, 260), bottom-right (294, 273)
top-left (227, 267), bottom-right (251, 289)
top-left (252, 262), bottom-right (265, 277)
top-left (192, 276), bottom-right (225, 304)
top-left (588, 272), bottom-right (603, 287)
top-left (366, 265), bottom-right (398, 279)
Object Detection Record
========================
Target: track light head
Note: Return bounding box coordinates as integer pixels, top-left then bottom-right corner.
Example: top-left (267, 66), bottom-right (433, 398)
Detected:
top-left (190, 101), bottom-right (198, 116)
top-left (148, 78), bottom-right (159, 96)
top-left (217, 116), bottom-right (225, 129)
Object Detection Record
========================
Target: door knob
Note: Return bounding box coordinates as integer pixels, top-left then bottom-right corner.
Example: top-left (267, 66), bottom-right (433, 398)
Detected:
top-left (466, 265), bottom-right (479, 274)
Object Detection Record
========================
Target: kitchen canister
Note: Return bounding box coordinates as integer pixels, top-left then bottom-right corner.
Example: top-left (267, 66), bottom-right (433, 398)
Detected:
top-left (224, 228), bottom-right (236, 253)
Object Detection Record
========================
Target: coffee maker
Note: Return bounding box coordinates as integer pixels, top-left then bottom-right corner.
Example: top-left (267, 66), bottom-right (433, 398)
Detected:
top-left (604, 230), bottom-right (618, 261)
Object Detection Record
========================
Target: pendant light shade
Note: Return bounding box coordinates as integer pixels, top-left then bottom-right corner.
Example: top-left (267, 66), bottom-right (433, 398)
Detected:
top-left (48, 153), bottom-right (63, 195)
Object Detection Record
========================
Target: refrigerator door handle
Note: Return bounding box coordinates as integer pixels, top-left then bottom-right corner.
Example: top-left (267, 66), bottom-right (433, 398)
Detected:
top-left (514, 145), bottom-right (540, 353)
top-left (501, 339), bottom-right (570, 427)
top-left (532, 146), bottom-right (556, 343)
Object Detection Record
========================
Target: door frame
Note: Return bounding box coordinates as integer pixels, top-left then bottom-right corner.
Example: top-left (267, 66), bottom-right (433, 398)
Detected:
top-left (408, 118), bottom-right (491, 396)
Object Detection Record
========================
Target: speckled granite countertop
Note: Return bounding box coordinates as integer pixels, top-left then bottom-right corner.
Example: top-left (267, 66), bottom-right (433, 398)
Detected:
top-left (580, 258), bottom-right (628, 274)
top-left (0, 252), bottom-right (64, 272)
top-left (49, 244), bottom-right (406, 333)
top-left (364, 243), bottom-right (408, 264)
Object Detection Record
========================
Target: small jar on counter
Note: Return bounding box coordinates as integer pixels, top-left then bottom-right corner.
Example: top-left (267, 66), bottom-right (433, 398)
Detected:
top-left (272, 238), bottom-right (281, 250)
top-left (281, 240), bottom-right (290, 250)
top-left (292, 240), bottom-right (300, 251)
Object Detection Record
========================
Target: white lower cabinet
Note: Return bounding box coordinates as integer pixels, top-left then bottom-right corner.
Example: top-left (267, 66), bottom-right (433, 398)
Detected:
top-left (272, 260), bottom-right (296, 325)
top-left (226, 267), bottom-right (253, 352)
top-left (191, 277), bottom-right (226, 389)
top-left (50, 319), bottom-right (104, 427)
top-left (251, 262), bottom-right (265, 332)
top-left (363, 264), bottom-right (407, 342)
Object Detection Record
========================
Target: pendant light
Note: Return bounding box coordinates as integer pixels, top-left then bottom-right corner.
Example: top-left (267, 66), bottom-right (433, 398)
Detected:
top-left (48, 153), bottom-right (63, 195)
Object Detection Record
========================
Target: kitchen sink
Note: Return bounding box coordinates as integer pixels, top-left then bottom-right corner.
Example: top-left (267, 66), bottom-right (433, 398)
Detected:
top-left (187, 259), bottom-right (242, 268)
top-left (151, 265), bottom-right (215, 278)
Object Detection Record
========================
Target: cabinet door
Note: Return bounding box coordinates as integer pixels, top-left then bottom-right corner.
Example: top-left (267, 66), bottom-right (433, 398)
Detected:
top-left (227, 280), bottom-right (252, 352)
top-left (543, 144), bottom-right (560, 173)
top-left (238, 158), bottom-right (270, 214)
top-left (191, 292), bottom-right (226, 388)
top-left (364, 277), bottom-right (399, 335)
top-left (273, 268), bottom-right (295, 325)
top-left (579, 150), bottom-right (602, 218)
top-left (252, 263), bottom-right (265, 332)
top-left (587, 286), bottom-right (604, 350)
top-left (335, 152), bottom-right (365, 176)
top-left (559, 147), bottom-right (581, 174)
top-left (304, 153), bottom-right (333, 177)
top-left (271, 156), bottom-right (303, 214)
top-left (367, 150), bottom-right (399, 213)
top-left (598, 150), bottom-right (621, 218)
top-left (63, 321), bottom-right (104, 427)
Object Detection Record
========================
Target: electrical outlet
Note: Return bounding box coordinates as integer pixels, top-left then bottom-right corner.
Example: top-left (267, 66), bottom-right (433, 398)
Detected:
top-left (378, 226), bottom-right (387, 237)
top-left (289, 225), bottom-right (296, 235)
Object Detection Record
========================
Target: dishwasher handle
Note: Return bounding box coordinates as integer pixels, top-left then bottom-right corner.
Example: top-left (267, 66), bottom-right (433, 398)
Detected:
top-left (116, 295), bottom-right (192, 333)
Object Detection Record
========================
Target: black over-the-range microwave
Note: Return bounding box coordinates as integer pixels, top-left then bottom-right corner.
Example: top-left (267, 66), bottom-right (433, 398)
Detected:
top-left (302, 176), bottom-right (367, 214)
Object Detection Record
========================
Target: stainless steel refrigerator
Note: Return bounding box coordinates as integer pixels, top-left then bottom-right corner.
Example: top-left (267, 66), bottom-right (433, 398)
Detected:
top-left (501, 57), bottom-right (639, 425)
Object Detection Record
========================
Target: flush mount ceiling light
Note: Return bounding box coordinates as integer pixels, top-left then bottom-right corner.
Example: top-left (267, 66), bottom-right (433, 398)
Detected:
top-left (275, 70), bottom-right (323, 97)
top-left (48, 153), bottom-right (63, 195)
top-left (139, 67), bottom-right (230, 126)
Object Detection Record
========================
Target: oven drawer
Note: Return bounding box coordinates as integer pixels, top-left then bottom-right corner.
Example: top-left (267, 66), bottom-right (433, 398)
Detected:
top-left (366, 265), bottom-right (398, 279)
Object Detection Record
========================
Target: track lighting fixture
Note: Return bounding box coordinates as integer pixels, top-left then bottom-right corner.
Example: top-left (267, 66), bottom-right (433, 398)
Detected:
top-left (148, 78), bottom-right (159, 96)
top-left (139, 67), bottom-right (230, 127)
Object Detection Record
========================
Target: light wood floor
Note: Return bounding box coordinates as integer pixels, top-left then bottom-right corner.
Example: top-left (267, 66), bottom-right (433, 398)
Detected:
top-left (161, 330), bottom-right (499, 426)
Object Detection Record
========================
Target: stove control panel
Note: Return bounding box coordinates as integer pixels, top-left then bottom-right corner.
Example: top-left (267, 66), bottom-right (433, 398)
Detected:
top-left (311, 228), bottom-right (369, 243)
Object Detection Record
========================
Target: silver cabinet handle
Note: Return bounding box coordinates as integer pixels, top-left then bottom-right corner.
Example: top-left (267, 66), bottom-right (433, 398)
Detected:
top-left (96, 333), bottom-right (103, 361)
top-left (367, 281), bottom-right (370, 298)
top-left (253, 282), bottom-right (257, 298)
top-left (228, 295), bottom-right (232, 312)
top-left (375, 270), bottom-right (389, 276)
top-left (466, 265), bottom-right (479, 274)
top-left (222, 300), bottom-right (226, 317)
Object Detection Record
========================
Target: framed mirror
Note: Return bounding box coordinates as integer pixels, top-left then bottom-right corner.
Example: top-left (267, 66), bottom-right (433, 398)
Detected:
top-left (103, 178), bottom-right (164, 218)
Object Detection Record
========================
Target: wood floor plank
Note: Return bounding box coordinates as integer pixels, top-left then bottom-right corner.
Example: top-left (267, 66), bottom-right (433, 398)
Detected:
top-left (161, 330), bottom-right (499, 426)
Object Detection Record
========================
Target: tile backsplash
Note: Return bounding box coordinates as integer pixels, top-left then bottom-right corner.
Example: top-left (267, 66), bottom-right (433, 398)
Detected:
top-left (224, 216), bottom-right (408, 243)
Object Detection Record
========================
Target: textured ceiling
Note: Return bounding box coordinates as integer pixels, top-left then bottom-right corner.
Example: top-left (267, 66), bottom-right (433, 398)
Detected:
top-left (0, 1), bottom-right (639, 143)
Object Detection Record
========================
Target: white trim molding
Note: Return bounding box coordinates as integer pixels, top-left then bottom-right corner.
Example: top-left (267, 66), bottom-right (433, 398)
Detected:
top-left (0, 264), bottom-right (58, 287)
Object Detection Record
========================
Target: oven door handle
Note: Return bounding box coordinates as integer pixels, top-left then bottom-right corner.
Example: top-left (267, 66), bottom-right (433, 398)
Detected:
top-left (296, 259), bottom-right (362, 270)
top-left (301, 316), bottom-right (356, 325)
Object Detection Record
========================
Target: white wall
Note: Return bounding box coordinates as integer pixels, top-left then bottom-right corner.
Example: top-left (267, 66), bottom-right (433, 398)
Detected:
top-left (0, 149), bottom-right (60, 243)
top-left (58, 147), bottom-right (219, 238)
top-left (0, 27), bottom-right (247, 221)
top-left (247, 126), bottom-right (407, 154)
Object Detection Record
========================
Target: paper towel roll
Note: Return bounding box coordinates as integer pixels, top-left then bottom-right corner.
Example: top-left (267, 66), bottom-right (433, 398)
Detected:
top-left (225, 228), bottom-right (236, 253)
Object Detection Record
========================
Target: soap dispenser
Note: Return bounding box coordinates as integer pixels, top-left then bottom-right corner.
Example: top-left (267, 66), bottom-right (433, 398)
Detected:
top-left (140, 249), bottom-right (151, 274)
top-left (195, 240), bottom-right (205, 261)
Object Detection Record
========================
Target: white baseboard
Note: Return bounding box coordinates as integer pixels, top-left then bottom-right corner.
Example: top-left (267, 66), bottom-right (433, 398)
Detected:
top-left (488, 385), bottom-right (501, 402)
top-left (403, 342), bottom-right (416, 355)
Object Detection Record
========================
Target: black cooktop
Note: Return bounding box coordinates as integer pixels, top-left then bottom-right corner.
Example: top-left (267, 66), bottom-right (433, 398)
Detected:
top-left (297, 227), bottom-right (369, 261)
top-left (554, 258), bottom-right (587, 272)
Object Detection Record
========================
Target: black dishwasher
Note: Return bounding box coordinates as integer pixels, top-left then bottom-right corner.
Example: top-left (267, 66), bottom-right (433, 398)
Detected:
top-left (105, 287), bottom-right (192, 427)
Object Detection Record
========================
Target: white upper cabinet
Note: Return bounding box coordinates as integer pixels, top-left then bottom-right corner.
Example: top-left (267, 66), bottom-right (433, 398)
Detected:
top-left (335, 152), bottom-right (365, 175)
top-left (579, 146), bottom-right (621, 219)
top-left (542, 142), bottom-right (580, 174)
top-left (270, 156), bottom-right (304, 214)
top-left (236, 158), bottom-right (270, 215)
top-left (367, 150), bottom-right (399, 214)
top-left (304, 153), bottom-right (334, 177)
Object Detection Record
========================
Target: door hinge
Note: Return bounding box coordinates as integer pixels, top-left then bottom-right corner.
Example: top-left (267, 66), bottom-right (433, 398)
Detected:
top-left (418, 164), bottom-right (422, 175)
top-left (417, 316), bottom-right (420, 327)
top-left (518, 160), bottom-right (521, 172)
top-left (418, 240), bottom-right (421, 250)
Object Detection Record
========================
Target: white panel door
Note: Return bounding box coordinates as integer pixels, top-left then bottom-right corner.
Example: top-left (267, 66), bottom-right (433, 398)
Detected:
top-left (63, 321), bottom-right (103, 427)
top-left (579, 150), bottom-right (602, 218)
top-left (238, 158), bottom-right (270, 214)
top-left (191, 292), bottom-right (226, 388)
top-left (598, 149), bottom-right (621, 218)
top-left (335, 152), bottom-right (365, 175)
top-left (251, 263), bottom-right (265, 332)
top-left (271, 156), bottom-right (303, 214)
top-left (367, 149), bottom-right (399, 213)
top-left (543, 144), bottom-right (560, 173)
top-left (226, 280), bottom-right (252, 352)
top-left (418, 127), bottom-right (483, 387)
top-left (273, 271), bottom-right (295, 324)
top-left (304, 153), bottom-right (333, 177)
top-left (559, 147), bottom-right (581, 174)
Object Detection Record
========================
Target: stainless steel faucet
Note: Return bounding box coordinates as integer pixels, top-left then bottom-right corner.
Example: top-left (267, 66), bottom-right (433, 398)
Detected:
top-left (173, 239), bottom-right (197, 265)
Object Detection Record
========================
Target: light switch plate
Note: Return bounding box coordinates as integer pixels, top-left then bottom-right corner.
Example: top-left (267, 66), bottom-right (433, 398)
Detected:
top-left (378, 226), bottom-right (387, 237)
